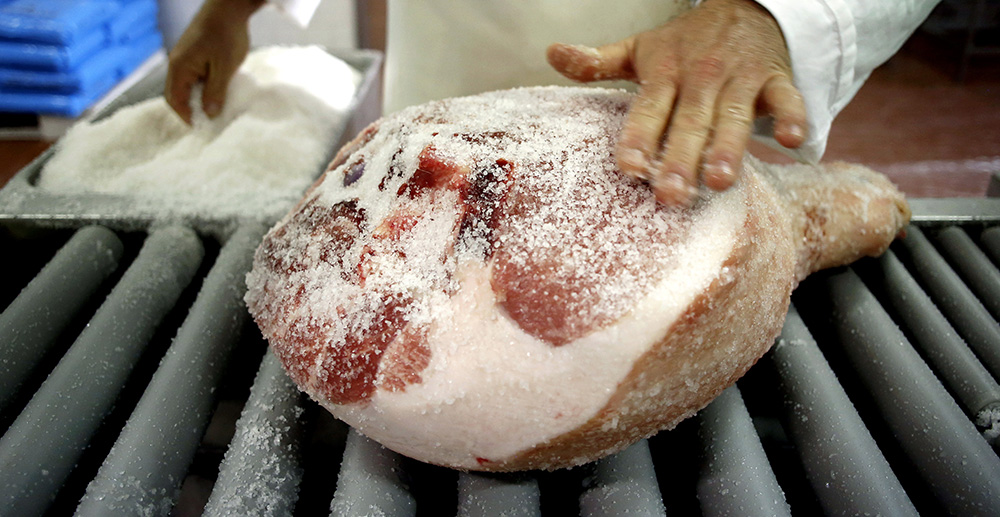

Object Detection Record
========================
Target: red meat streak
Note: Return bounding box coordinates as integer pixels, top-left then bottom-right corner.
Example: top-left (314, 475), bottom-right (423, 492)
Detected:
top-left (268, 138), bottom-right (665, 405)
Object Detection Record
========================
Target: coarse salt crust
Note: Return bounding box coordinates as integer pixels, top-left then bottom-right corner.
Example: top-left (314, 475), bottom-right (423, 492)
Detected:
top-left (246, 85), bottom-right (910, 471)
top-left (338, 188), bottom-right (743, 467)
top-left (37, 46), bottom-right (362, 223)
top-left (246, 86), bottom-right (745, 467)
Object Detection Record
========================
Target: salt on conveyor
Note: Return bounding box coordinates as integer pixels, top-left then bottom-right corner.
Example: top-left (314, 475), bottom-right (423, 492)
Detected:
top-left (37, 46), bottom-right (362, 223)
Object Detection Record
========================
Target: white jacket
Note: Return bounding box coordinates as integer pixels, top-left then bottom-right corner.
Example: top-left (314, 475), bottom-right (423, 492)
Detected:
top-left (269, 0), bottom-right (940, 163)
top-left (754, 0), bottom-right (940, 162)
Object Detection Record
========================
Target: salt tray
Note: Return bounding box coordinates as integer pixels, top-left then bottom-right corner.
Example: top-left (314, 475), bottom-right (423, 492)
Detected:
top-left (0, 49), bottom-right (384, 240)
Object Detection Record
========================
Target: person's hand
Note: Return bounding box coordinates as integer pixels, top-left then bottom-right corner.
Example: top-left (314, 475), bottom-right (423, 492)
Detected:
top-left (547, 0), bottom-right (807, 206)
top-left (165, 0), bottom-right (263, 124)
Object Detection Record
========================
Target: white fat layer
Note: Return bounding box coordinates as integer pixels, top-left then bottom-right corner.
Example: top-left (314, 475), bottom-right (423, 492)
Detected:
top-left (334, 181), bottom-right (746, 467)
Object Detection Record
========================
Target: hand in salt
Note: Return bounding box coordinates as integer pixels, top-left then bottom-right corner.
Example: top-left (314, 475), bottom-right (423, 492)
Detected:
top-left (165, 0), bottom-right (263, 125)
top-left (546, 0), bottom-right (807, 207)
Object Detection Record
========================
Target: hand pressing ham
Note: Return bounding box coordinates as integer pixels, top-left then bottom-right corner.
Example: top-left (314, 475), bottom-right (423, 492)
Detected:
top-left (245, 87), bottom-right (909, 471)
top-left (547, 0), bottom-right (807, 206)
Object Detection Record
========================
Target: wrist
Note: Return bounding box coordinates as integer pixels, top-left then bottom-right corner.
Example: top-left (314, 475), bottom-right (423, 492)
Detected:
top-left (703, 0), bottom-right (786, 46)
top-left (705, 0), bottom-right (771, 16)
top-left (207, 0), bottom-right (266, 22)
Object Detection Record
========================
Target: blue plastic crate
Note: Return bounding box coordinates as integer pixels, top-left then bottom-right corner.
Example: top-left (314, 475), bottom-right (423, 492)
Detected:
top-left (0, 30), bottom-right (161, 116)
top-left (0, 0), bottom-right (157, 71)
top-left (0, 54), bottom-right (118, 92)
top-left (0, 28), bottom-right (162, 92)
top-left (0, 28), bottom-right (106, 70)
top-left (0, 0), bottom-right (119, 45)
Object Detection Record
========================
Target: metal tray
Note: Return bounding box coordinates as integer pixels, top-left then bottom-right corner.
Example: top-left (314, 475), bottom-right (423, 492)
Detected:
top-left (0, 48), bottom-right (383, 240)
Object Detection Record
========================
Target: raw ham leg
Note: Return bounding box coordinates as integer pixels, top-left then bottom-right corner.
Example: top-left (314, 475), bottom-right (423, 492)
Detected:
top-left (245, 86), bottom-right (910, 471)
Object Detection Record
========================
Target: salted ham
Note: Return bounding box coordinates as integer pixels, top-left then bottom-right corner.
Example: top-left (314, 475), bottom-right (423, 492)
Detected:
top-left (244, 86), bottom-right (910, 471)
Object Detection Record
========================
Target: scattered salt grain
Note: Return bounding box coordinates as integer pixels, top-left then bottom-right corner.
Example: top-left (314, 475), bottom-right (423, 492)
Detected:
top-left (977, 405), bottom-right (1000, 443)
top-left (37, 46), bottom-right (362, 224)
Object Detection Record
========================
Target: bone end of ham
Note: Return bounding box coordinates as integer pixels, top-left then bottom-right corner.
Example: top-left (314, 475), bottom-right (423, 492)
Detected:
top-left (245, 86), bottom-right (909, 471)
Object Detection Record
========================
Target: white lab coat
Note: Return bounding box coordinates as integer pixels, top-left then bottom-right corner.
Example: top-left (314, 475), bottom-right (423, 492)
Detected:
top-left (382, 0), bottom-right (691, 114)
top-left (268, 0), bottom-right (940, 163)
top-left (754, 0), bottom-right (941, 162)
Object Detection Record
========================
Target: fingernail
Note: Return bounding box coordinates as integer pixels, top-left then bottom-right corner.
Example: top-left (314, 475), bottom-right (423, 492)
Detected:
top-left (618, 148), bottom-right (649, 178)
top-left (655, 173), bottom-right (697, 207)
top-left (703, 160), bottom-right (736, 189)
top-left (204, 101), bottom-right (221, 117)
top-left (785, 123), bottom-right (804, 140)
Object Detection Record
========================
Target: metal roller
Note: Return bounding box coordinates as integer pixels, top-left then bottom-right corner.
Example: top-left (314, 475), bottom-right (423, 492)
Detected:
top-left (203, 350), bottom-right (306, 517)
top-left (979, 226), bottom-right (1000, 267)
top-left (580, 439), bottom-right (666, 517)
top-left (457, 472), bottom-right (541, 517)
top-left (812, 267), bottom-right (1000, 516)
top-left (0, 226), bottom-right (203, 517)
top-left (773, 303), bottom-right (916, 516)
top-left (75, 224), bottom-right (267, 516)
top-left (0, 226), bottom-right (123, 413)
top-left (329, 430), bottom-right (417, 517)
top-left (929, 226), bottom-right (1000, 321)
top-left (858, 250), bottom-right (1000, 418)
top-left (696, 386), bottom-right (790, 517)
top-left (892, 225), bottom-right (1000, 380)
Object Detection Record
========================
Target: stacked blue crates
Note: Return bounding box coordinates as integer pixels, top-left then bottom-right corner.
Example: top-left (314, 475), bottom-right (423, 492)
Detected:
top-left (0, 0), bottom-right (163, 117)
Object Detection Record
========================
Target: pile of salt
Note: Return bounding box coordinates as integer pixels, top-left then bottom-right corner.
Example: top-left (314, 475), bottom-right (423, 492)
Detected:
top-left (37, 46), bottom-right (362, 224)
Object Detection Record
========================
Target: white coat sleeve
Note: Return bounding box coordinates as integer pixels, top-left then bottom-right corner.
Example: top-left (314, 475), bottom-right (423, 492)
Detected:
top-left (751, 0), bottom-right (941, 163)
top-left (267, 0), bottom-right (321, 27)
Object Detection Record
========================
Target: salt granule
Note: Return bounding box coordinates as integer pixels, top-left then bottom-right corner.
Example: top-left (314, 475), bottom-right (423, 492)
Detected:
top-left (37, 46), bottom-right (362, 223)
top-left (978, 405), bottom-right (1000, 443)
